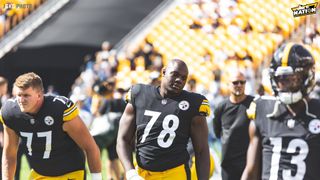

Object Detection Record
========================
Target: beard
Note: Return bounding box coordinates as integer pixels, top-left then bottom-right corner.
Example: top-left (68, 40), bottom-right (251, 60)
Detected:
top-left (235, 91), bottom-right (240, 96)
top-left (233, 90), bottom-right (243, 96)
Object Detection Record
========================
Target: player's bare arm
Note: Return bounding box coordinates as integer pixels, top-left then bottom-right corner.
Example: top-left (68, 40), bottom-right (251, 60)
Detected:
top-left (241, 121), bottom-right (261, 180)
top-left (63, 115), bottom-right (101, 173)
top-left (190, 115), bottom-right (210, 180)
top-left (116, 103), bottom-right (136, 172)
top-left (2, 124), bottom-right (19, 180)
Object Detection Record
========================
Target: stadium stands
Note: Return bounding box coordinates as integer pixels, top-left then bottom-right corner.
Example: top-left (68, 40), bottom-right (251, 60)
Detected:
top-left (0, 0), bottom-right (70, 59)
top-left (0, 0), bottom-right (46, 39)
top-left (109, 0), bottom-right (317, 95)
top-left (0, 0), bottom-right (316, 179)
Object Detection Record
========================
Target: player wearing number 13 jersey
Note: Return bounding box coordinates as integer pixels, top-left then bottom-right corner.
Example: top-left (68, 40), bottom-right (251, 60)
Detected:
top-left (117, 59), bottom-right (211, 180)
top-left (242, 43), bottom-right (320, 180)
top-left (0, 72), bottom-right (102, 180)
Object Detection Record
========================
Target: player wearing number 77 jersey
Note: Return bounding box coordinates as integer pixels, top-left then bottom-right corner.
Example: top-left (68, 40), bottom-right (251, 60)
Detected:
top-left (241, 43), bottom-right (320, 180)
top-left (117, 59), bottom-right (211, 180)
top-left (0, 72), bottom-right (102, 180)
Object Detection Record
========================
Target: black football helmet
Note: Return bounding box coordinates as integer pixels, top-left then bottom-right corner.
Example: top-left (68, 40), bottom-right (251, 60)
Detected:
top-left (269, 43), bottom-right (315, 104)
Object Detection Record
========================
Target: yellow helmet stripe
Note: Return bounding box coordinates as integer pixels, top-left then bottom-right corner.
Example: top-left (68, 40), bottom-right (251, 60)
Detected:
top-left (281, 43), bottom-right (294, 67)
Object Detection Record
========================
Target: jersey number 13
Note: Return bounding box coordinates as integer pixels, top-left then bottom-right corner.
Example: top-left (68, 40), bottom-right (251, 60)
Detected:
top-left (269, 137), bottom-right (309, 180)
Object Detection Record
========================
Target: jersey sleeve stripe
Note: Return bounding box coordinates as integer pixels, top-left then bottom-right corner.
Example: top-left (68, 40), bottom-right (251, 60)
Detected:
top-left (63, 104), bottom-right (77, 116)
top-left (63, 105), bottom-right (79, 121)
top-left (199, 103), bottom-right (211, 116)
top-left (246, 102), bottom-right (256, 120)
top-left (201, 101), bottom-right (210, 106)
top-left (64, 103), bottom-right (76, 115)
top-left (0, 112), bottom-right (3, 124)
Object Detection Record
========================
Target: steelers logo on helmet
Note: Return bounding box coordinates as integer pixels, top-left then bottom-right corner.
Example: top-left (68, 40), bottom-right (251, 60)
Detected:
top-left (269, 43), bottom-right (315, 104)
top-left (179, 100), bottom-right (189, 111)
top-left (44, 116), bottom-right (54, 126)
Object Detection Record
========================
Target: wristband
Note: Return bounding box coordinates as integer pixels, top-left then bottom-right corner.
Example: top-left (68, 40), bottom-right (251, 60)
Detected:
top-left (91, 172), bottom-right (102, 180)
top-left (126, 169), bottom-right (139, 179)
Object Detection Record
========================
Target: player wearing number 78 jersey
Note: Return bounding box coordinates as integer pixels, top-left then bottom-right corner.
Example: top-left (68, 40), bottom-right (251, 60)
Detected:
top-left (117, 59), bottom-right (211, 180)
top-left (0, 72), bottom-right (102, 180)
top-left (242, 43), bottom-right (320, 180)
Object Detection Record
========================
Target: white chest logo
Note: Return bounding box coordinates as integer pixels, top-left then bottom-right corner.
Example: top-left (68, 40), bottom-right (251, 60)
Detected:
top-left (308, 119), bottom-right (320, 134)
top-left (179, 100), bottom-right (189, 111)
top-left (30, 118), bottom-right (35, 125)
top-left (161, 99), bottom-right (167, 105)
top-left (44, 116), bottom-right (54, 126)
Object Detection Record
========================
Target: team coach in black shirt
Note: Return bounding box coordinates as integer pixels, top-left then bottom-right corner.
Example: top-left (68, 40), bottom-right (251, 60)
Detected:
top-left (213, 70), bottom-right (254, 180)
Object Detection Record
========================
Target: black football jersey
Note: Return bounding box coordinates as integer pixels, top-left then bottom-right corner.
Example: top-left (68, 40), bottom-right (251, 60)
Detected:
top-left (0, 95), bottom-right (85, 176)
top-left (127, 84), bottom-right (210, 171)
top-left (251, 96), bottom-right (320, 180)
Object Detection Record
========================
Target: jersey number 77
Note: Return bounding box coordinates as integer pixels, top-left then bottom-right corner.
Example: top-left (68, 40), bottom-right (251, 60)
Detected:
top-left (20, 131), bottom-right (52, 159)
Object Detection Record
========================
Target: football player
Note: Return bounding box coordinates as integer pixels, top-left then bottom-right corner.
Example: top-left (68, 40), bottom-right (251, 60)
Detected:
top-left (0, 72), bottom-right (102, 179)
top-left (241, 43), bottom-right (319, 180)
top-left (117, 59), bottom-right (211, 180)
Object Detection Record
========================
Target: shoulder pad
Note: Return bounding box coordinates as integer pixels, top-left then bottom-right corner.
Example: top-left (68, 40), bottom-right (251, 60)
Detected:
top-left (53, 96), bottom-right (73, 107)
top-left (125, 84), bottom-right (142, 104)
top-left (0, 98), bottom-right (19, 126)
top-left (52, 96), bottom-right (79, 121)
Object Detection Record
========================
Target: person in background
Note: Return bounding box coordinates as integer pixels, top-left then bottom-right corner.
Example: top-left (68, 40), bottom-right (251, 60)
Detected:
top-left (256, 84), bottom-right (265, 96)
top-left (98, 88), bottom-right (126, 180)
top-left (213, 70), bottom-right (254, 180)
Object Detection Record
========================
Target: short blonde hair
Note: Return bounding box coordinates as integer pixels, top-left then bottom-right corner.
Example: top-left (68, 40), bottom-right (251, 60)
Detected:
top-left (14, 72), bottom-right (44, 92)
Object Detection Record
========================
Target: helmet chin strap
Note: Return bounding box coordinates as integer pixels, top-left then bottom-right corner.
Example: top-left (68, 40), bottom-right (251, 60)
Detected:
top-left (278, 91), bottom-right (303, 104)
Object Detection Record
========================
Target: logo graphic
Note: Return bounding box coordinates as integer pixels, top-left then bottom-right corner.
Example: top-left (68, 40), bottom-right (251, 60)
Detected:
top-left (161, 99), bottom-right (167, 105)
top-left (179, 100), bottom-right (189, 111)
top-left (30, 119), bottom-right (35, 125)
top-left (3, 3), bottom-right (32, 10)
top-left (308, 119), bottom-right (320, 134)
top-left (44, 116), bottom-right (54, 126)
top-left (291, 2), bottom-right (318, 17)
top-left (287, 119), bottom-right (295, 129)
